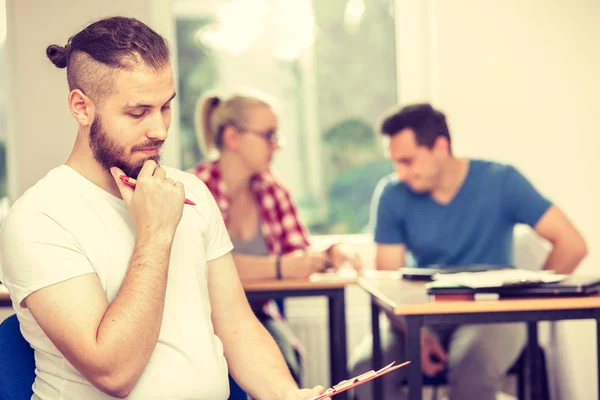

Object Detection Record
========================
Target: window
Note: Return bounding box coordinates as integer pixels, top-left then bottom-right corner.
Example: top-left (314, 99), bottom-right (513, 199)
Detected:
top-left (0, 0), bottom-right (7, 201)
top-left (175, 0), bottom-right (397, 234)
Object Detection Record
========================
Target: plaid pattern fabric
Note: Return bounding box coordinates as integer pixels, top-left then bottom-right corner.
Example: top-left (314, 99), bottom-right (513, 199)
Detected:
top-left (190, 159), bottom-right (311, 255)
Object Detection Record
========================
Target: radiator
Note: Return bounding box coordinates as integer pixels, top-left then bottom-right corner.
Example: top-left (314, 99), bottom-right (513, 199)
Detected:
top-left (285, 285), bottom-right (373, 389)
top-left (288, 307), bottom-right (331, 387)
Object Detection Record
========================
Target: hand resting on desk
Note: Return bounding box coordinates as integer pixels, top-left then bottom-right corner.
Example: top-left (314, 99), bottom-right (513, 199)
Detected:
top-left (280, 249), bottom-right (332, 279)
top-left (281, 244), bottom-right (361, 279)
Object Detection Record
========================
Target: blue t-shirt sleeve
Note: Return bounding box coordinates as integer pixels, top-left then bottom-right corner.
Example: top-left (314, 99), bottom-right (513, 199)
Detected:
top-left (503, 166), bottom-right (552, 227)
top-left (371, 178), bottom-right (406, 244)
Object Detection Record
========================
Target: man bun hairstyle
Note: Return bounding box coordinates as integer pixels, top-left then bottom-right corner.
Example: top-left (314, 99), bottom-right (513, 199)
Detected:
top-left (46, 16), bottom-right (171, 103)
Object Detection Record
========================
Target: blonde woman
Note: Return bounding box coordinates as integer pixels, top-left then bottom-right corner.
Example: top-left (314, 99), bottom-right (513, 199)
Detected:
top-left (188, 89), bottom-right (361, 383)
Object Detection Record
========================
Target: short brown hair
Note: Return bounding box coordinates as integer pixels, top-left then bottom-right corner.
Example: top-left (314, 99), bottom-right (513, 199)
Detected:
top-left (380, 103), bottom-right (451, 151)
top-left (46, 16), bottom-right (170, 104)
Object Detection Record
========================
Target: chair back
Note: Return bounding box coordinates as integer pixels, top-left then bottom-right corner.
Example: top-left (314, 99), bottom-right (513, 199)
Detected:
top-left (228, 374), bottom-right (248, 400)
top-left (0, 314), bottom-right (36, 400)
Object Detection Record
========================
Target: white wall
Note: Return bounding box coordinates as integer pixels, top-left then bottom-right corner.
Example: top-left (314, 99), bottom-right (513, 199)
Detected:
top-left (396, 1), bottom-right (600, 398)
top-left (5, 0), bottom-right (180, 201)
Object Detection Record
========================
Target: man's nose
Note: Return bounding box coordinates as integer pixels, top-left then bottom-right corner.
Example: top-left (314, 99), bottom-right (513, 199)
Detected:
top-left (147, 113), bottom-right (169, 141)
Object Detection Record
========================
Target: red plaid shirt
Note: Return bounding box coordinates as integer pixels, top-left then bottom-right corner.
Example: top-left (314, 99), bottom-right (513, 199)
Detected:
top-left (190, 159), bottom-right (311, 255)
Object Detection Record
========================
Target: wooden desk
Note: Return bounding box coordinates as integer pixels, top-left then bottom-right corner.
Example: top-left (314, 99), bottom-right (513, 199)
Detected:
top-left (244, 279), bottom-right (355, 398)
top-left (359, 277), bottom-right (600, 400)
top-left (0, 285), bottom-right (10, 307)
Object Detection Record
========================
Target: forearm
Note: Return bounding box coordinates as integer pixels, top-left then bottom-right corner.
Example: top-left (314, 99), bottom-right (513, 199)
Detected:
top-left (542, 240), bottom-right (588, 274)
top-left (376, 253), bottom-right (404, 271)
top-left (225, 317), bottom-right (298, 400)
top-left (94, 232), bottom-right (172, 386)
top-left (377, 263), bottom-right (399, 271)
top-left (232, 254), bottom-right (277, 281)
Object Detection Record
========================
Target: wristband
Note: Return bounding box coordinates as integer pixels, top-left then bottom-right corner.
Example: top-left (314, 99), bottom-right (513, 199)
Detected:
top-left (275, 255), bottom-right (283, 280)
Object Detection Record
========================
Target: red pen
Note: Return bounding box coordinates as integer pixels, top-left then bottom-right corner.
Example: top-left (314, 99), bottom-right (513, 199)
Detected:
top-left (119, 175), bottom-right (196, 206)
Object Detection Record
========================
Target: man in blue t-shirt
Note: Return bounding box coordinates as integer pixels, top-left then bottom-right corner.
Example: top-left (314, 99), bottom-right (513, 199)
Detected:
top-left (349, 104), bottom-right (587, 400)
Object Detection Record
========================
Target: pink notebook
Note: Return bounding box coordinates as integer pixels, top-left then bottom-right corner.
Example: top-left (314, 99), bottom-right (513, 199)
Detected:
top-left (310, 360), bottom-right (411, 400)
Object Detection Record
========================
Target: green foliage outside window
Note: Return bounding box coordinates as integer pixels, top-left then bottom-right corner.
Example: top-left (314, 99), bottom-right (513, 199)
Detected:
top-left (175, 0), bottom-right (397, 234)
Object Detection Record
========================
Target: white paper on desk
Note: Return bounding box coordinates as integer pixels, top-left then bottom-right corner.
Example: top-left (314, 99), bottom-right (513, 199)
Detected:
top-left (432, 269), bottom-right (566, 289)
top-left (360, 269), bottom-right (402, 280)
top-left (309, 265), bottom-right (357, 282)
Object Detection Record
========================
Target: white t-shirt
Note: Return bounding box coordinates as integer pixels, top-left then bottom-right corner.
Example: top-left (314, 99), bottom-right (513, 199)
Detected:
top-left (0, 165), bottom-right (233, 400)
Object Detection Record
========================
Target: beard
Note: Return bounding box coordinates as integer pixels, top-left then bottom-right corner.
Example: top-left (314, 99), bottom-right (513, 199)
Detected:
top-left (89, 116), bottom-right (163, 179)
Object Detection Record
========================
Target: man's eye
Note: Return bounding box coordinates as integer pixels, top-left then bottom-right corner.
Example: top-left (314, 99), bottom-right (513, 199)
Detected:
top-left (129, 111), bottom-right (146, 119)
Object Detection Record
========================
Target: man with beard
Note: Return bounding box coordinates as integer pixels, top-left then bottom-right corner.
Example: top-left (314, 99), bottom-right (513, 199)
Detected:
top-left (0, 16), bottom-right (327, 400)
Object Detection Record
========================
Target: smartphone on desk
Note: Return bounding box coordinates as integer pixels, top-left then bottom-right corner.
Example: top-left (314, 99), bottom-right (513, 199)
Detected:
top-left (399, 267), bottom-right (442, 281)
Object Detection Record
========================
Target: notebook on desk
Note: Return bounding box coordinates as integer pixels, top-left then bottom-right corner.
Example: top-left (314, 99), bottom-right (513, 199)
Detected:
top-left (427, 275), bottom-right (600, 298)
top-left (400, 265), bottom-right (512, 281)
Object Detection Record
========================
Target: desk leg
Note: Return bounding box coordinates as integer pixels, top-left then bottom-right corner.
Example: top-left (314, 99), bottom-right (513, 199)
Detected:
top-left (405, 315), bottom-right (423, 400)
top-left (596, 314), bottom-right (600, 399)
top-left (329, 289), bottom-right (348, 400)
top-left (524, 322), bottom-right (540, 400)
top-left (371, 299), bottom-right (383, 400)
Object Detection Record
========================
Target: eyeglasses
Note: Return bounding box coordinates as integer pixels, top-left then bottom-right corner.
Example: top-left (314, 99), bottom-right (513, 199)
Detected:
top-left (237, 126), bottom-right (284, 146)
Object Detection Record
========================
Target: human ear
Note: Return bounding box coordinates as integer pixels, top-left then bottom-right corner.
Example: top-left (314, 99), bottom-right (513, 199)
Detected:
top-left (68, 89), bottom-right (95, 127)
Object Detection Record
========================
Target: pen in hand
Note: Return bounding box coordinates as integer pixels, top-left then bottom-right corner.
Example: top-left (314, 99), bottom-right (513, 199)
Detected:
top-left (119, 175), bottom-right (196, 206)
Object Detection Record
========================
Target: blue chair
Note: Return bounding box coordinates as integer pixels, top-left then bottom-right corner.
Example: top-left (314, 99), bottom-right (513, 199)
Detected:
top-left (0, 314), bottom-right (36, 400)
top-left (228, 375), bottom-right (248, 400)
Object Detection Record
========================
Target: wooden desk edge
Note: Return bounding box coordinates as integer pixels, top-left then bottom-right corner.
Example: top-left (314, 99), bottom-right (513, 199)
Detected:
top-left (359, 279), bottom-right (600, 315)
top-left (0, 293), bottom-right (11, 308)
top-left (243, 279), bottom-right (356, 292)
top-left (389, 297), bottom-right (600, 315)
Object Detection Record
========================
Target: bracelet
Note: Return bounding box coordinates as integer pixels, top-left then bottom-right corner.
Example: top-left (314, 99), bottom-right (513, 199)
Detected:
top-left (275, 255), bottom-right (283, 280)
